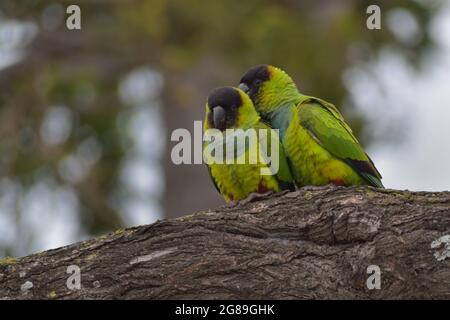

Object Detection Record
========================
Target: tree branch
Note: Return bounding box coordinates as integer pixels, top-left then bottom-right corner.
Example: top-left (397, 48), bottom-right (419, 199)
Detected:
top-left (1, 185), bottom-right (449, 299)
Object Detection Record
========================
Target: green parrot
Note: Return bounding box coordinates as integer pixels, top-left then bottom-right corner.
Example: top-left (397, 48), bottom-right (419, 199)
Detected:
top-left (203, 86), bottom-right (295, 203)
top-left (238, 65), bottom-right (384, 188)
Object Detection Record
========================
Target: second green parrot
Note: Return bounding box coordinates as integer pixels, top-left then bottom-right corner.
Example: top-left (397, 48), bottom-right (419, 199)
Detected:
top-left (238, 65), bottom-right (384, 188)
top-left (203, 86), bottom-right (295, 203)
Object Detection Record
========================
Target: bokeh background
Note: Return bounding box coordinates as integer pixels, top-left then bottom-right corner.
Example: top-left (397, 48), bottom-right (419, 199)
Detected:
top-left (0, 0), bottom-right (448, 257)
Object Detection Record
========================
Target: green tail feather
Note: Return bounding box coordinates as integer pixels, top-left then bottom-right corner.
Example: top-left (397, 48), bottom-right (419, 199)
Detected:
top-left (360, 172), bottom-right (384, 188)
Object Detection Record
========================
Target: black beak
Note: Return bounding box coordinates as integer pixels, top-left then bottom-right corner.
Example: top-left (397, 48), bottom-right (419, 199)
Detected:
top-left (213, 105), bottom-right (226, 130)
top-left (238, 83), bottom-right (250, 94)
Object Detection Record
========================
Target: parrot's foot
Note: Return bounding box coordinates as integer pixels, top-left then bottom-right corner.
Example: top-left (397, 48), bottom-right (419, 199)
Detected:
top-left (239, 191), bottom-right (274, 206)
top-left (226, 200), bottom-right (239, 208)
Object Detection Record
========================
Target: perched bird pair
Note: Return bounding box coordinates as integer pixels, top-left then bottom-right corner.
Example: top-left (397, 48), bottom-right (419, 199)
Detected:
top-left (204, 65), bottom-right (383, 203)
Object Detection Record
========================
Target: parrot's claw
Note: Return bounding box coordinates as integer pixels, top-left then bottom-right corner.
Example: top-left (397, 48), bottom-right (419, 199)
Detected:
top-left (239, 191), bottom-right (274, 206)
top-left (226, 201), bottom-right (239, 208)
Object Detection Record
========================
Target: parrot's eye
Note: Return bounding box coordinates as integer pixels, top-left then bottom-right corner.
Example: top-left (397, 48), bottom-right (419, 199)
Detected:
top-left (254, 79), bottom-right (262, 86)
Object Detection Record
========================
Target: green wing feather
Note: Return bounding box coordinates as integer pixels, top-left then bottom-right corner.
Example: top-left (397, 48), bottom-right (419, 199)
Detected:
top-left (298, 96), bottom-right (383, 188)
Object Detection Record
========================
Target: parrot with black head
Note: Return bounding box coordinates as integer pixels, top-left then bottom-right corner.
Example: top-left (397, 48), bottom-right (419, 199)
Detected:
top-left (203, 86), bottom-right (295, 203)
top-left (238, 65), bottom-right (383, 188)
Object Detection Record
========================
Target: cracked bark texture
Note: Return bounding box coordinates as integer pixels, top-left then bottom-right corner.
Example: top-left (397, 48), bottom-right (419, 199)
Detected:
top-left (1, 185), bottom-right (450, 299)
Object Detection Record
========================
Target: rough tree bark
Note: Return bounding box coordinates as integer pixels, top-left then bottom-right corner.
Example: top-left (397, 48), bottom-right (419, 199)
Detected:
top-left (1, 185), bottom-right (449, 300)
